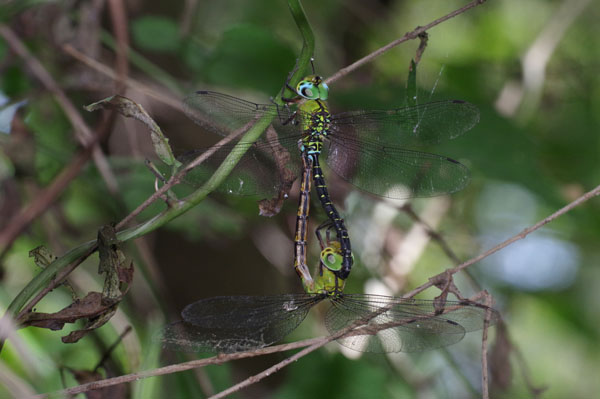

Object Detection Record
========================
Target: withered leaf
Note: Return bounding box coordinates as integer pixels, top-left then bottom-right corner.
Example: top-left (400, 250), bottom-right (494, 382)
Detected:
top-left (490, 320), bottom-right (513, 391)
top-left (62, 306), bottom-right (118, 343)
top-left (84, 95), bottom-right (178, 166)
top-left (429, 270), bottom-right (463, 313)
top-left (22, 292), bottom-right (109, 331)
top-left (97, 225), bottom-right (127, 302)
top-left (29, 245), bottom-right (57, 268)
top-left (29, 245), bottom-right (77, 300)
top-left (21, 261), bottom-right (133, 343)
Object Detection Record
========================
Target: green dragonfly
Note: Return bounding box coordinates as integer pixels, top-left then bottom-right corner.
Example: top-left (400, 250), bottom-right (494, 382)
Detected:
top-left (160, 242), bottom-right (499, 354)
top-left (181, 75), bottom-right (479, 280)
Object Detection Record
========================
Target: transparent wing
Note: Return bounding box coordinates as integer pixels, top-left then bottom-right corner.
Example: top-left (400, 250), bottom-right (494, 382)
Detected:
top-left (324, 100), bottom-right (478, 199)
top-left (184, 91), bottom-right (295, 137)
top-left (178, 137), bottom-right (300, 198)
top-left (325, 294), bottom-right (499, 353)
top-left (159, 294), bottom-right (323, 353)
top-left (324, 136), bottom-right (470, 198)
top-left (181, 92), bottom-right (478, 199)
top-left (180, 91), bottom-right (306, 197)
top-left (330, 100), bottom-right (479, 146)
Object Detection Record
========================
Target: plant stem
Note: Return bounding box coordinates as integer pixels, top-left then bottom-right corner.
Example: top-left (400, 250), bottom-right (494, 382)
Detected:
top-left (0, 0), bottom-right (316, 349)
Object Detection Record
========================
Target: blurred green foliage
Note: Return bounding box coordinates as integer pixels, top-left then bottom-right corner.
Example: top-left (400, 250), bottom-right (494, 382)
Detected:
top-left (1, 0), bottom-right (599, 398)
top-left (131, 16), bottom-right (181, 53)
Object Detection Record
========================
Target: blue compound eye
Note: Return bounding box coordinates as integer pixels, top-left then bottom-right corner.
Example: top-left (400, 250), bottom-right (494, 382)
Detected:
top-left (298, 82), bottom-right (317, 99)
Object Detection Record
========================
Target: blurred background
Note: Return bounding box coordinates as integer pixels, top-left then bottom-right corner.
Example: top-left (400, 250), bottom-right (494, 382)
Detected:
top-left (0, 0), bottom-right (599, 398)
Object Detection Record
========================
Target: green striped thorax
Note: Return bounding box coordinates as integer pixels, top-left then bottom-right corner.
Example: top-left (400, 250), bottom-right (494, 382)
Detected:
top-left (295, 75), bottom-right (331, 155)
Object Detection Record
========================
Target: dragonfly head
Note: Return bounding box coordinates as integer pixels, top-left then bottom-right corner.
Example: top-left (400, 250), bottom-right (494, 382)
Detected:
top-left (320, 244), bottom-right (343, 273)
top-left (312, 243), bottom-right (346, 295)
top-left (296, 75), bottom-right (329, 101)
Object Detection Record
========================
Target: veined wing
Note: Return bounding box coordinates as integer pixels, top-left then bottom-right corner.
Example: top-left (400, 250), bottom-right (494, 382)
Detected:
top-left (324, 136), bottom-right (470, 199)
top-left (160, 294), bottom-right (324, 353)
top-left (180, 91), bottom-right (310, 197)
top-left (330, 100), bottom-right (479, 147)
top-left (325, 294), bottom-right (499, 353)
top-left (184, 90), bottom-right (299, 139)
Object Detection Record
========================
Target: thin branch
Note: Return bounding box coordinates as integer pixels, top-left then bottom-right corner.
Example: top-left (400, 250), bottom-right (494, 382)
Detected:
top-left (115, 127), bottom-right (242, 230)
top-left (0, 25), bottom-right (120, 256)
top-left (209, 340), bottom-right (325, 399)
top-left (0, 119), bottom-right (109, 257)
top-left (107, 0), bottom-right (130, 94)
top-left (325, 0), bottom-right (488, 85)
top-left (402, 182), bottom-right (600, 299)
top-left (32, 337), bottom-right (327, 398)
top-left (62, 44), bottom-right (184, 111)
top-left (400, 203), bottom-right (482, 292)
top-left (1, 0), bottom-right (316, 348)
top-left (481, 293), bottom-right (494, 399)
top-left (35, 289), bottom-right (493, 397)
top-left (0, 24), bottom-right (119, 192)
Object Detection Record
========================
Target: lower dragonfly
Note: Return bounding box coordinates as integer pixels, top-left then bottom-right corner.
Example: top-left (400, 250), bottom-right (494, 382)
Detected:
top-left (159, 153), bottom-right (499, 354)
top-left (159, 242), bottom-right (499, 354)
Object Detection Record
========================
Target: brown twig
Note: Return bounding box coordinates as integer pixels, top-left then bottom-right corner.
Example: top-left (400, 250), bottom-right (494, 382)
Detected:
top-left (107, 0), bottom-right (130, 94)
top-left (0, 126), bottom-right (107, 258)
top-left (402, 182), bottom-right (600, 299)
top-left (325, 0), bottom-right (488, 85)
top-left (0, 24), bottom-right (118, 192)
top-left (32, 336), bottom-right (327, 398)
top-left (115, 123), bottom-right (245, 230)
top-left (36, 288), bottom-right (495, 398)
top-left (400, 203), bottom-right (482, 292)
top-left (0, 25), bottom-right (120, 256)
top-left (62, 44), bottom-right (183, 111)
top-left (413, 32), bottom-right (429, 65)
top-left (209, 340), bottom-right (325, 399)
top-left (481, 292), bottom-right (493, 399)
top-left (93, 326), bottom-right (132, 372)
top-left (179, 0), bottom-right (199, 36)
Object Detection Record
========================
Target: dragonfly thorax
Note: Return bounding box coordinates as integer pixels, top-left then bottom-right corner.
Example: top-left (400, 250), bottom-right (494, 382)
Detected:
top-left (298, 99), bottom-right (331, 157)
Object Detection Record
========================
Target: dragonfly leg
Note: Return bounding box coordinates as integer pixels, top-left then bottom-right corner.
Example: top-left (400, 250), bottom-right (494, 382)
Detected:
top-left (315, 219), bottom-right (337, 250)
top-left (281, 60), bottom-right (302, 102)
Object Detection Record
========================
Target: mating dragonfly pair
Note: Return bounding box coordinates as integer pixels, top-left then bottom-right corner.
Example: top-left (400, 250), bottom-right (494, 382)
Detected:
top-left (159, 73), bottom-right (499, 354)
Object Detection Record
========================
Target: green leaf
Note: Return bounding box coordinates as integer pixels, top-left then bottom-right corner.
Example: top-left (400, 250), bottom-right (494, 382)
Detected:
top-left (26, 99), bottom-right (74, 184)
top-left (2, 66), bottom-right (32, 96)
top-left (131, 16), bottom-right (181, 53)
top-left (406, 59), bottom-right (417, 107)
top-left (204, 24), bottom-right (296, 94)
top-left (181, 39), bottom-right (208, 73)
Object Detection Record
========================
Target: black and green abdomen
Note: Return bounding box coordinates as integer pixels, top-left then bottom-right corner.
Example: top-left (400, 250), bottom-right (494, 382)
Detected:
top-left (311, 154), bottom-right (352, 279)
